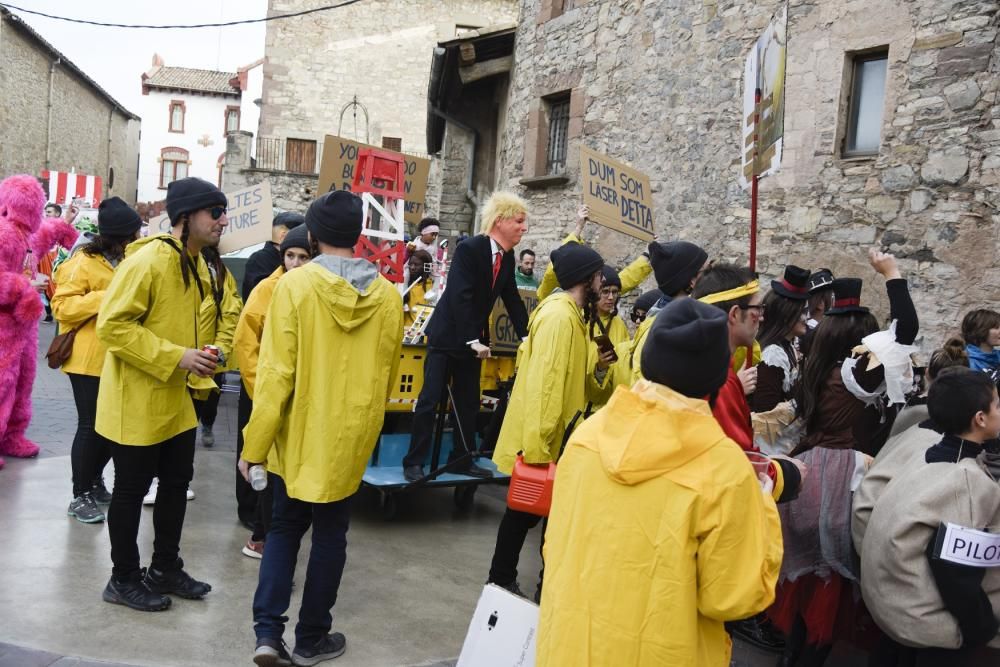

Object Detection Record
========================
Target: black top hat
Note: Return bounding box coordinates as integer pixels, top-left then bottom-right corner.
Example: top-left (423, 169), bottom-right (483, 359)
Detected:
top-left (808, 268), bottom-right (835, 294)
top-left (770, 265), bottom-right (811, 300)
top-left (825, 278), bottom-right (870, 315)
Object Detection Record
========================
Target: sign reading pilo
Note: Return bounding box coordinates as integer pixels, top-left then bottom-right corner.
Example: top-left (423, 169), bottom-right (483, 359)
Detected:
top-left (579, 146), bottom-right (654, 242)
top-left (147, 181), bottom-right (274, 255)
top-left (317, 135), bottom-right (431, 225)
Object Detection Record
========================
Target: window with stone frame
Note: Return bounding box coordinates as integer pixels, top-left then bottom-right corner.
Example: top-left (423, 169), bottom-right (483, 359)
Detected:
top-left (160, 147), bottom-right (189, 188)
top-left (168, 100), bottom-right (185, 133)
top-left (225, 106), bottom-right (240, 135)
top-left (545, 94), bottom-right (571, 174)
top-left (843, 50), bottom-right (888, 157)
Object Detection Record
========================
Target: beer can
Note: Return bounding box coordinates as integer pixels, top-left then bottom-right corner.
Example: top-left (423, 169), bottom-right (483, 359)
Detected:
top-left (202, 344), bottom-right (221, 359)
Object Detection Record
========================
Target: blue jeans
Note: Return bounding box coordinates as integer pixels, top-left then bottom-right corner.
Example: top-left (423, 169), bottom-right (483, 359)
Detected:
top-left (252, 475), bottom-right (352, 647)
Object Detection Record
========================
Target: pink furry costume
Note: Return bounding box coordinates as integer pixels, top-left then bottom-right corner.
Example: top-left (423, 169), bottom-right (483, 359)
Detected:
top-left (0, 175), bottom-right (78, 470)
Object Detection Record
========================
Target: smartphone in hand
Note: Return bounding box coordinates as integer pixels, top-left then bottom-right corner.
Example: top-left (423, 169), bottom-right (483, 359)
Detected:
top-left (594, 334), bottom-right (618, 363)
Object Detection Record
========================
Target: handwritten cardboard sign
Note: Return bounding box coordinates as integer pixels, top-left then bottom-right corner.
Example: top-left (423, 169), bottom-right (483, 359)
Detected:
top-left (490, 289), bottom-right (538, 354)
top-left (317, 135), bottom-right (430, 225)
top-left (580, 146), bottom-right (654, 242)
top-left (145, 181), bottom-right (274, 255)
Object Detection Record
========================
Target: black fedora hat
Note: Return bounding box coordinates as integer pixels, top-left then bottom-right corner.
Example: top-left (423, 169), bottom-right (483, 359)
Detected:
top-left (770, 265), bottom-right (811, 300)
top-left (808, 268), bottom-right (835, 294)
top-left (825, 278), bottom-right (870, 315)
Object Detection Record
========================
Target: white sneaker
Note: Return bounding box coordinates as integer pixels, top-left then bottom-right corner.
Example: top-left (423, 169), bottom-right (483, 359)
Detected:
top-left (143, 478), bottom-right (159, 505)
top-left (186, 487), bottom-right (195, 501)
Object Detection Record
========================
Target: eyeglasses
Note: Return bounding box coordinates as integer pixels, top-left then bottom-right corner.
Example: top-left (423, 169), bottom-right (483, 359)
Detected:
top-left (206, 206), bottom-right (227, 220)
top-left (738, 304), bottom-right (766, 317)
top-left (599, 288), bottom-right (620, 299)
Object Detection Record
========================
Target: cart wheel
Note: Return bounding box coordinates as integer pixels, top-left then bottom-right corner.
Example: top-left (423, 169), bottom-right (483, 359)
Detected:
top-left (454, 485), bottom-right (477, 511)
top-left (380, 491), bottom-right (398, 521)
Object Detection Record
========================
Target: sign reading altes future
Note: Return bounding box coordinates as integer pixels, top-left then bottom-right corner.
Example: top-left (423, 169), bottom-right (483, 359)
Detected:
top-left (579, 146), bottom-right (654, 242)
top-left (317, 135), bottom-right (431, 225)
top-left (149, 181), bottom-right (274, 255)
top-left (739, 4), bottom-right (787, 189)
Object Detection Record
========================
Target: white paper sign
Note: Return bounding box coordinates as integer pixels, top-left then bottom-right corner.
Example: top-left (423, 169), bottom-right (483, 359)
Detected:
top-left (937, 523), bottom-right (1000, 567)
top-left (458, 584), bottom-right (538, 667)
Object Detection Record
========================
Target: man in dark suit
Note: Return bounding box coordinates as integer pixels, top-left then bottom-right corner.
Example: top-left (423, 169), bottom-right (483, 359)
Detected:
top-left (403, 192), bottom-right (530, 481)
top-left (241, 211), bottom-right (305, 300)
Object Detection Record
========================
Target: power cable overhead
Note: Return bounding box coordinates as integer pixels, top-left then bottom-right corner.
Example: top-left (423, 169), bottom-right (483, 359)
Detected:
top-left (0, 0), bottom-right (364, 29)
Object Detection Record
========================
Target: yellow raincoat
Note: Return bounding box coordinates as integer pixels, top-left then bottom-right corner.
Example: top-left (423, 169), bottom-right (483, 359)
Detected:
top-left (51, 250), bottom-right (114, 377)
top-left (492, 291), bottom-right (609, 474)
top-left (586, 312), bottom-right (632, 409)
top-left (537, 381), bottom-right (783, 666)
top-left (402, 276), bottom-right (434, 328)
top-left (537, 233), bottom-right (651, 301)
top-left (198, 262), bottom-right (242, 373)
top-left (241, 259), bottom-right (403, 503)
top-left (233, 266), bottom-right (283, 400)
top-left (95, 234), bottom-right (218, 446)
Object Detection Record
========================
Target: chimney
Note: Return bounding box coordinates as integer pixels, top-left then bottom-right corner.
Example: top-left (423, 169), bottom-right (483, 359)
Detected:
top-left (152, 53), bottom-right (164, 67)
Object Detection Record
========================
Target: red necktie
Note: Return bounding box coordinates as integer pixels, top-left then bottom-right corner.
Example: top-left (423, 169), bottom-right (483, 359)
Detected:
top-left (492, 251), bottom-right (502, 287)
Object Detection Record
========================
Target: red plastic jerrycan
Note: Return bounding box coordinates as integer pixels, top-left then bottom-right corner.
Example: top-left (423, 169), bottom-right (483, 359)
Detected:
top-left (506, 454), bottom-right (557, 517)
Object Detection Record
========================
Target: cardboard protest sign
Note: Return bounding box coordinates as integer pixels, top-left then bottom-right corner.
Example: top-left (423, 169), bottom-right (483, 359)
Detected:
top-left (580, 146), bottom-right (654, 242)
top-left (739, 4), bottom-right (787, 189)
top-left (489, 288), bottom-right (538, 354)
top-left (317, 135), bottom-right (431, 225)
top-left (145, 182), bottom-right (273, 254)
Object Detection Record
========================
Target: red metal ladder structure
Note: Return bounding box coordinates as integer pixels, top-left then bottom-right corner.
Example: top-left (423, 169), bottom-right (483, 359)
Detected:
top-left (351, 147), bottom-right (407, 283)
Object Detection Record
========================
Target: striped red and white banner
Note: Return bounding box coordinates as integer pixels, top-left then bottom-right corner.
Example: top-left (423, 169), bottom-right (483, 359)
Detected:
top-left (40, 170), bottom-right (103, 207)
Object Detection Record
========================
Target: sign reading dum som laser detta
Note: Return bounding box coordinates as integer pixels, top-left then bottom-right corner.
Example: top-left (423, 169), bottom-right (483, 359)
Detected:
top-left (148, 181), bottom-right (274, 255)
top-left (317, 135), bottom-right (430, 225)
top-left (579, 146), bottom-right (654, 242)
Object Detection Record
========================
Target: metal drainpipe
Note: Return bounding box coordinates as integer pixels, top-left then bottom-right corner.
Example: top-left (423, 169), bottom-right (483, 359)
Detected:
top-left (431, 107), bottom-right (479, 233)
top-left (45, 57), bottom-right (60, 170)
top-left (106, 107), bottom-right (113, 196)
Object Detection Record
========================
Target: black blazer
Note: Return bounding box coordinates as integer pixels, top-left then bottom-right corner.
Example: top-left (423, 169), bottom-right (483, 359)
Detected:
top-left (425, 234), bottom-right (529, 350)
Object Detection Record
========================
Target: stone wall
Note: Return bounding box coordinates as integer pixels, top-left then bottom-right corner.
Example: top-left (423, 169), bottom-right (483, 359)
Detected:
top-left (222, 131), bottom-right (319, 213)
top-left (260, 0), bottom-right (517, 153)
top-left (498, 0), bottom-right (1000, 353)
top-left (0, 17), bottom-right (140, 203)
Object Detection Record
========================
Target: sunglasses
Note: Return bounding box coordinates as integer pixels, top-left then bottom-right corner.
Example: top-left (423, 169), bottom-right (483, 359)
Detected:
top-left (206, 206), bottom-right (227, 220)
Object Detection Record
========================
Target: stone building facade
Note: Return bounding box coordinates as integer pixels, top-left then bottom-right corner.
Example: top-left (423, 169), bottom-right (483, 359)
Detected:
top-left (496, 0), bottom-right (1000, 351)
top-left (0, 8), bottom-right (140, 204)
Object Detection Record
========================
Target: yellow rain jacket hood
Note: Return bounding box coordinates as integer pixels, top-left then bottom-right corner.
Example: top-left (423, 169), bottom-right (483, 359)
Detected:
top-left (242, 256), bottom-right (403, 503)
top-left (492, 292), bottom-right (609, 474)
top-left (537, 381), bottom-right (783, 666)
top-left (95, 234), bottom-right (217, 445)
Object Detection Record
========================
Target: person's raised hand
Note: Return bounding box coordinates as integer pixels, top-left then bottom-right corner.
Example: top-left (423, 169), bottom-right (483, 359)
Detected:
top-left (869, 248), bottom-right (901, 280)
top-left (574, 205), bottom-right (589, 237)
top-left (737, 366), bottom-right (758, 395)
top-left (178, 348), bottom-right (218, 377)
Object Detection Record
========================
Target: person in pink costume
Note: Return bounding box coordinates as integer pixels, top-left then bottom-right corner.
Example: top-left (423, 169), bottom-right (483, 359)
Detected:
top-left (0, 174), bottom-right (73, 469)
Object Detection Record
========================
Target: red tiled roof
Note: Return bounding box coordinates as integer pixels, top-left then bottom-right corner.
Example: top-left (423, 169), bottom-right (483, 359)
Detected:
top-left (144, 67), bottom-right (240, 96)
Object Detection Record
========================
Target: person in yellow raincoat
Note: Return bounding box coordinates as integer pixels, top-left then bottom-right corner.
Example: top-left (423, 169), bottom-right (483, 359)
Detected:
top-left (238, 191), bottom-right (403, 666)
top-left (231, 223), bottom-right (312, 558)
top-left (537, 298), bottom-right (783, 667)
top-left (627, 239), bottom-right (709, 384)
top-left (190, 244), bottom-right (243, 448)
top-left (52, 197), bottom-right (141, 525)
top-left (402, 248), bottom-right (434, 328)
top-left (584, 264), bottom-right (634, 410)
top-left (536, 204), bottom-right (652, 302)
top-left (95, 177), bottom-right (228, 612)
top-left (488, 243), bottom-right (612, 600)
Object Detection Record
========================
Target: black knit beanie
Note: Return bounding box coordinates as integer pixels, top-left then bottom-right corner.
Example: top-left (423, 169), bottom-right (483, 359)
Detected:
top-left (97, 197), bottom-right (141, 238)
top-left (165, 177), bottom-right (228, 223)
top-left (633, 289), bottom-right (663, 313)
top-left (600, 265), bottom-right (622, 289)
top-left (273, 211), bottom-right (304, 229)
top-left (641, 297), bottom-right (730, 398)
top-left (648, 241), bottom-right (708, 297)
top-left (551, 243), bottom-right (604, 290)
top-left (279, 224), bottom-right (311, 255)
top-left (305, 191), bottom-right (364, 248)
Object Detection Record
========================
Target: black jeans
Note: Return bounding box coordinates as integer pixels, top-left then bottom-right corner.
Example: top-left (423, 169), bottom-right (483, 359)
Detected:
top-left (236, 380), bottom-right (271, 537)
top-left (488, 507), bottom-right (546, 593)
top-left (107, 430), bottom-right (195, 578)
top-left (253, 475), bottom-right (352, 647)
top-left (403, 348), bottom-right (481, 468)
top-left (194, 373), bottom-right (224, 428)
top-left (68, 373), bottom-right (112, 497)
